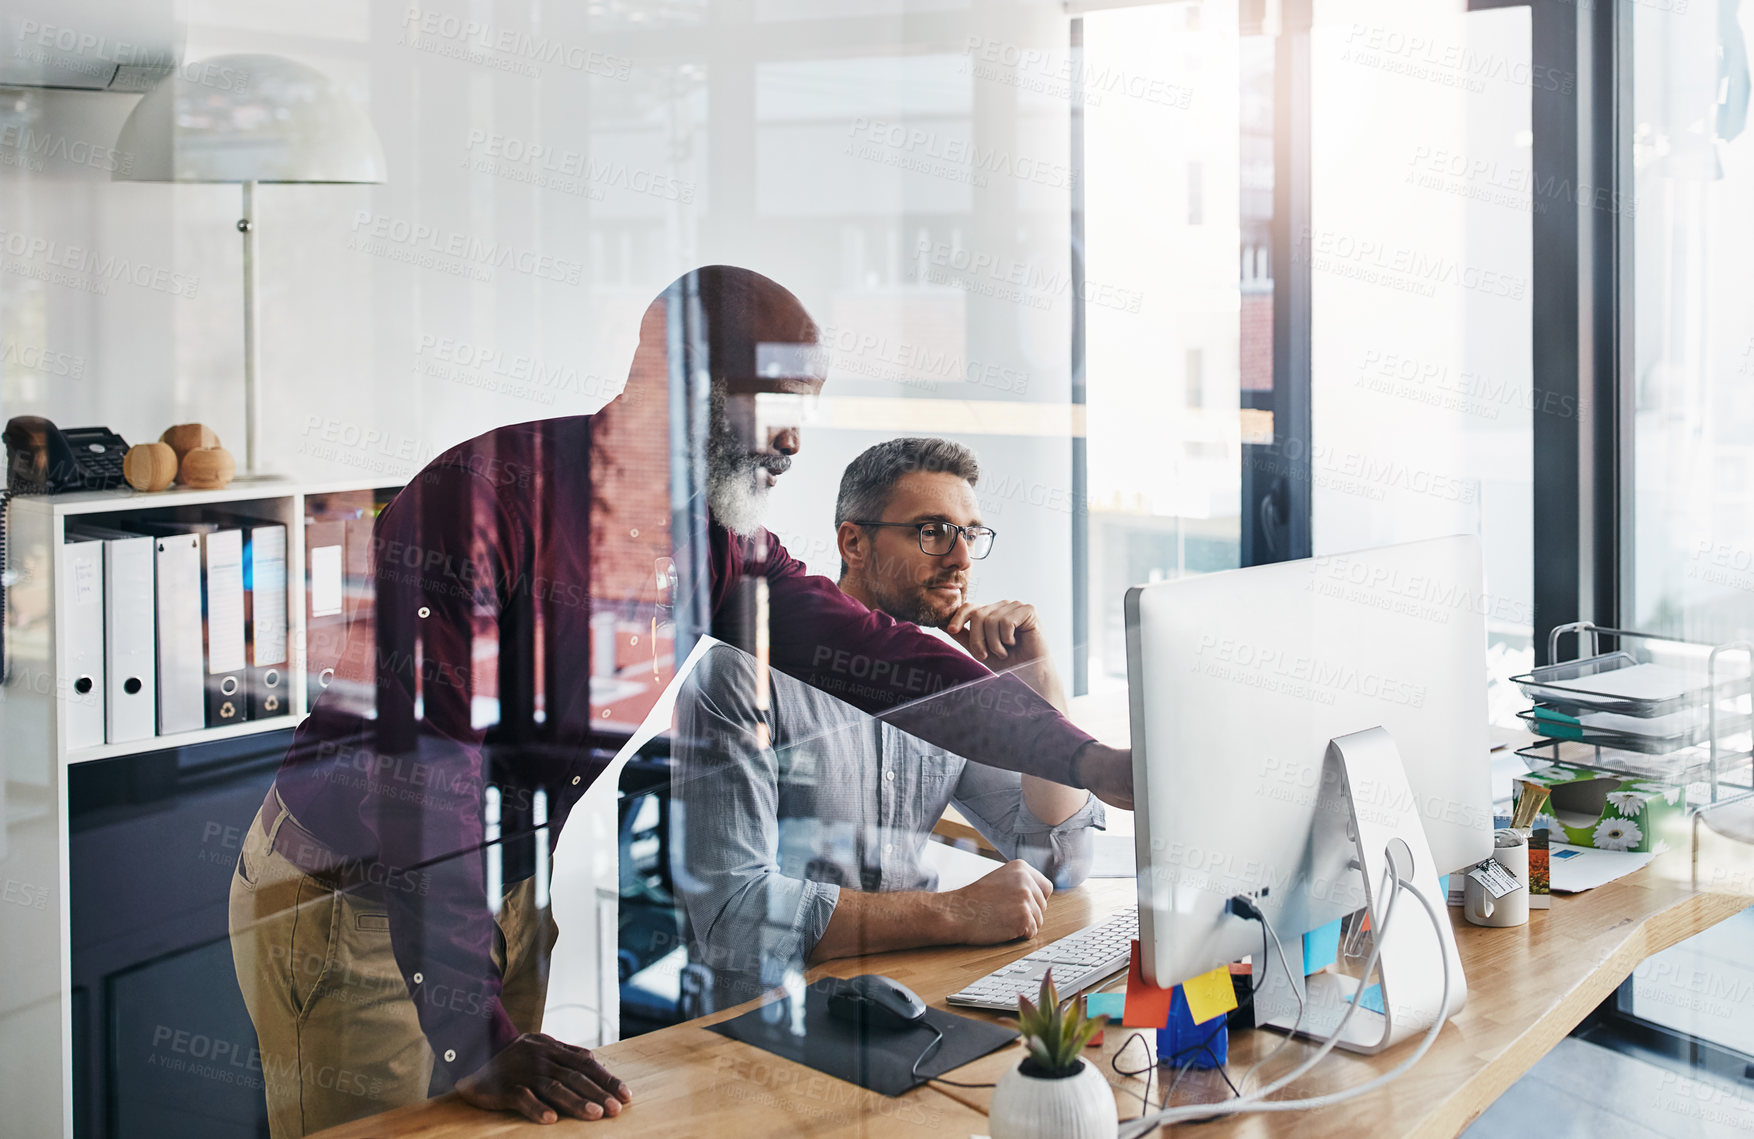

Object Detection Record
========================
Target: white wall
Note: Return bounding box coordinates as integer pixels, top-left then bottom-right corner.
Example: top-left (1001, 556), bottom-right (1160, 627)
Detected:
top-left (0, 0), bottom-right (1078, 1048)
top-left (0, 0), bottom-right (1077, 649)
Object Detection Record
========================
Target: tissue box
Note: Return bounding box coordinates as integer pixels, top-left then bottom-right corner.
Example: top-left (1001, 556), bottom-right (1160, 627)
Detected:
top-left (1511, 764), bottom-right (1683, 854)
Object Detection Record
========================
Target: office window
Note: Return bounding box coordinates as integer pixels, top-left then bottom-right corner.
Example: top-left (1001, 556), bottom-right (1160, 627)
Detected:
top-left (1625, 0), bottom-right (1754, 1063)
top-left (1082, 3), bottom-right (1251, 684)
top-left (1085, 0), bottom-right (1535, 722)
top-left (1631, 3), bottom-right (1754, 649)
top-left (1307, 0), bottom-right (1535, 726)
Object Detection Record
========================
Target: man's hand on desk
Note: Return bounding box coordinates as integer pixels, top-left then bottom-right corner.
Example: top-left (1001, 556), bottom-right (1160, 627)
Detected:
top-left (1076, 743), bottom-right (1134, 811)
top-left (943, 859), bottom-right (1054, 943)
top-left (809, 859), bottom-right (1055, 962)
top-left (455, 1033), bottom-right (632, 1125)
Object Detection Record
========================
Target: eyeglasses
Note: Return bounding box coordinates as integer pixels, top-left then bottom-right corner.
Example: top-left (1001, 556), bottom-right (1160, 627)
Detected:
top-left (854, 521), bottom-right (997, 560)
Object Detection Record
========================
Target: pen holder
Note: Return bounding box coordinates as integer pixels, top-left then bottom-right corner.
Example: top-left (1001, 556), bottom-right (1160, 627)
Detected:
top-left (1463, 829), bottom-right (1530, 928)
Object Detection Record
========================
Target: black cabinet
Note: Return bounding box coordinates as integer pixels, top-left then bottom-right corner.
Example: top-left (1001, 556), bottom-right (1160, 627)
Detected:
top-left (69, 736), bottom-right (285, 1139)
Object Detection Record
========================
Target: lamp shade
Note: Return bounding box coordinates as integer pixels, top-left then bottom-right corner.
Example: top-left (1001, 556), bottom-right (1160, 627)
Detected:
top-left (113, 53), bottom-right (385, 183)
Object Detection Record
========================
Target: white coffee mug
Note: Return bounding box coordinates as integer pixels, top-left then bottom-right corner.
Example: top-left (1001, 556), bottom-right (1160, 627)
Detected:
top-left (1463, 829), bottom-right (1529, 928)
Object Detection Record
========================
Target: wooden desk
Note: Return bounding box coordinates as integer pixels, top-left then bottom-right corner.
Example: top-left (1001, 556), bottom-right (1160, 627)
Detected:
top-left (313, 861), bottom-right (1745, 1138)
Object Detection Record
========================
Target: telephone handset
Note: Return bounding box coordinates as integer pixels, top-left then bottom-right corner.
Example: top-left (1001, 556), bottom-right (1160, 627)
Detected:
top-left (4, 416), bottom-right (131, 494)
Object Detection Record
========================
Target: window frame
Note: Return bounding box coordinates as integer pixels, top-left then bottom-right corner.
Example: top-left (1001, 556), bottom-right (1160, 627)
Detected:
top-left (1073, 0), bottom-right (1743, 1077)
top-left (1069, 0), bottom-right (1636, 681)
top-left (1067, 2), bottom-right (1316, 695)
top-left (1525, 0), bottom-right (1634, 664)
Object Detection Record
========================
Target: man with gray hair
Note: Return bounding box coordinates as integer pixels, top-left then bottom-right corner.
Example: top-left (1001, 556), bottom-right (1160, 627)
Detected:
top-left (673, 438), bottom-right (1098, 1007)
top-left (834, 438), bottom-right (1065, 701)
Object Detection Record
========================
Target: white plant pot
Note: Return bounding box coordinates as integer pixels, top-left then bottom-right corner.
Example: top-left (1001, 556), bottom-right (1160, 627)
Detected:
top-left (988, 1056), bottom-right (1118, 1139)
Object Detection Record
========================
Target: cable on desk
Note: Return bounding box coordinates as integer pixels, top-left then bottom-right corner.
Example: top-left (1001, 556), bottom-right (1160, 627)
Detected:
top-left (1203, 1045), bottom-right (1241, 1098)
top-left (1121, 868), bottom-right (1409, 1136)
top-left (921, 891), bottom-right (1281, 1124)
top-left (1109, 896), bottom-right (1269, 1123)
top-left (910, 1024), bottom-right (997, 1090)
top-left (1154, 896), bottom-right (1271, 1074)
top-left (1146, 1045), bottom-right (1246, 1128)
top-left (1116, 849), bottom-right (1453, 1138)
top-left (1237, 896), bottom-right (1309, 1093)
top-left (1111, 1031), bottom-right (1158, 1118)
top-left (1237, 862), bottom-right (1394, 1095)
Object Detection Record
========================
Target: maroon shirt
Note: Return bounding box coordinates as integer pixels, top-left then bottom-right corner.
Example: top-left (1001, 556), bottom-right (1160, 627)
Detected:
top-left (274, 416), bottom-right (1093, 1079)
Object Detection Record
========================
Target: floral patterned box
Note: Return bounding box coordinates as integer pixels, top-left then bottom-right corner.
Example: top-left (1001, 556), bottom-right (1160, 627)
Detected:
top-left (1511, 765), bottom-right (1684, 854)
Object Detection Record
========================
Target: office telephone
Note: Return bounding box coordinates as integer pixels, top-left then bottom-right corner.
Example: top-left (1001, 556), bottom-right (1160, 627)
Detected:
top-left (4, 417), bottom-right (131, 494)
top-left (1, 418), bottom-right (131, 682)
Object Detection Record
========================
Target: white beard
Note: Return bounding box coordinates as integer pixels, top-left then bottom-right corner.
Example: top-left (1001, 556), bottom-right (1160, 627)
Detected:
top-left (705, 385), bottom-right (785, 536)
top-left (706, 459), bottom-right (771, 536)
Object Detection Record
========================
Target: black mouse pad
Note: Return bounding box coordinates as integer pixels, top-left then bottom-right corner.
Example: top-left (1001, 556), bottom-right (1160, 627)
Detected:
top-left (708, 987), bottom-right (1019, 1097)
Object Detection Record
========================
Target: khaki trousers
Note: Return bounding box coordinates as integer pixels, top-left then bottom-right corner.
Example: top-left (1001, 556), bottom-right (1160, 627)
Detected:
top-left (228, 788), bottom-right (557, 1139)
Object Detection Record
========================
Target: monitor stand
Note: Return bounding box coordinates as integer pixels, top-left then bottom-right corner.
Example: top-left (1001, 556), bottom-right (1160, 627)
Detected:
top-left (1253, 726), bottom-right (1468, 1055)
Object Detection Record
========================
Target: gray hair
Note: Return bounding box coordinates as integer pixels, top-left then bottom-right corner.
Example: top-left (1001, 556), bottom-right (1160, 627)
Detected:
top-left (836, 438), bottom-right (980, 575)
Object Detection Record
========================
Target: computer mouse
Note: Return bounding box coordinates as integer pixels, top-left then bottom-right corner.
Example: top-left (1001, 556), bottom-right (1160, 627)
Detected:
top-left (823, 974), bottom-right (928, 1030)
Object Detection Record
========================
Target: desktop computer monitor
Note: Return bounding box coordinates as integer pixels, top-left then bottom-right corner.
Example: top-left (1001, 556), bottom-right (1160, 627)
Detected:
top-left (1125, 535), bottom-right (1493, 1007)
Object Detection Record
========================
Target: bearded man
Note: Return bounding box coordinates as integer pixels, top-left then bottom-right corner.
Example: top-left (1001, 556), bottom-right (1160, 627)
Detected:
top-left (227, 266), bottom-right (1132, 1137)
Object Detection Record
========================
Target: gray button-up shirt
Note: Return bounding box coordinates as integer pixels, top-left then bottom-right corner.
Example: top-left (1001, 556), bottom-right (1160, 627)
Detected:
top-left (670, 641), bottom-right (1104, 1011)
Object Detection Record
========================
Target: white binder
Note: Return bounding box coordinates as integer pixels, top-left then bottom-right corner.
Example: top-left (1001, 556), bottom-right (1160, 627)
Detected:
top-left (104, 533), bottom-right (158, 743)
top-left (305, 520), bottom-right (346, 697)
top-left (67, 524), bottom-right (158, 744)
top-left (60, 535), bottom-right (106, 751)
top-left (154, 532), bottom-right (205, 735)
top-left (202, 529), bottom-right (247, 725)
top-left (244, 525), bottom-right (289, 718)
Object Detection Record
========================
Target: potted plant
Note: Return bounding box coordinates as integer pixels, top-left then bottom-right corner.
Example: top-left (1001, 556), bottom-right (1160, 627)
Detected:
top-left (988, 971), bottom-right (1118, 1139)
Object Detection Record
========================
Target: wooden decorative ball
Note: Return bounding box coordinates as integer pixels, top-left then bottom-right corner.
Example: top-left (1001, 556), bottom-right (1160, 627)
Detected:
top-left (160, 423), bottom-right (221, 464)
top-left (123, 442), bottom-right (178, 492)
top-left (179, 446), bottom-right (236, 490)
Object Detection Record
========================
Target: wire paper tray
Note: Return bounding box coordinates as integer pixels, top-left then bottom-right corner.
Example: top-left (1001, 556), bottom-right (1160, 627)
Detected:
top-left (1516, 738), bottom-right (1754, 790)
top-left (1517, 706), bottom-right (1752, 755)
top-left (1511, 652), bottom-right (1747, 719)
top-left (1519, 624), bottom-right (1754, 805)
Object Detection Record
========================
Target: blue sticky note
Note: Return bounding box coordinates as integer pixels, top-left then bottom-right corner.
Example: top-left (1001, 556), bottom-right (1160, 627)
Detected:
top-left (1303, 918), bottom-right (1341, 975)
top-left (1086, 992), bottom-right (1126, 1020)
top-left (1359, 982), bottom-right (1385, 1015)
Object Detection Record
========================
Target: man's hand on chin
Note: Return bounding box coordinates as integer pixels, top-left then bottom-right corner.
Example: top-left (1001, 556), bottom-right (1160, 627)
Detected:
top-left (455, 1033), bottom-right (632, 1124)
top-left (946, 600), bottom-right (1044, 664)
top-left (948, 600), bottom-right (1070, 712)
top-left (1076, 743), bottom-right (1134, 811)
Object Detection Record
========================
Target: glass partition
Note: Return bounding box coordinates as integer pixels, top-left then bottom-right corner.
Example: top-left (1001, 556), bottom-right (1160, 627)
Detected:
top-left (1624, 0), bottom-right (1754, 1081)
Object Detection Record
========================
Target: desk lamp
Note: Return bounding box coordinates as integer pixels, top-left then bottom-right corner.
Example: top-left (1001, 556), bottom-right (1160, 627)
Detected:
top-left (113, 53), bottom-right (387, 475)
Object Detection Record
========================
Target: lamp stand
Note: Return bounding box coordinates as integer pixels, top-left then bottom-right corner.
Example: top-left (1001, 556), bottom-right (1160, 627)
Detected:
top-left (239, 179), bottom-right (261, 476)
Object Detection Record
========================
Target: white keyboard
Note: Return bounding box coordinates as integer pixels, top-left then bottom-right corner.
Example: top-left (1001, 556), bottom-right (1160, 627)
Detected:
top-left (947, 907), bottom-right (1137, 1011)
